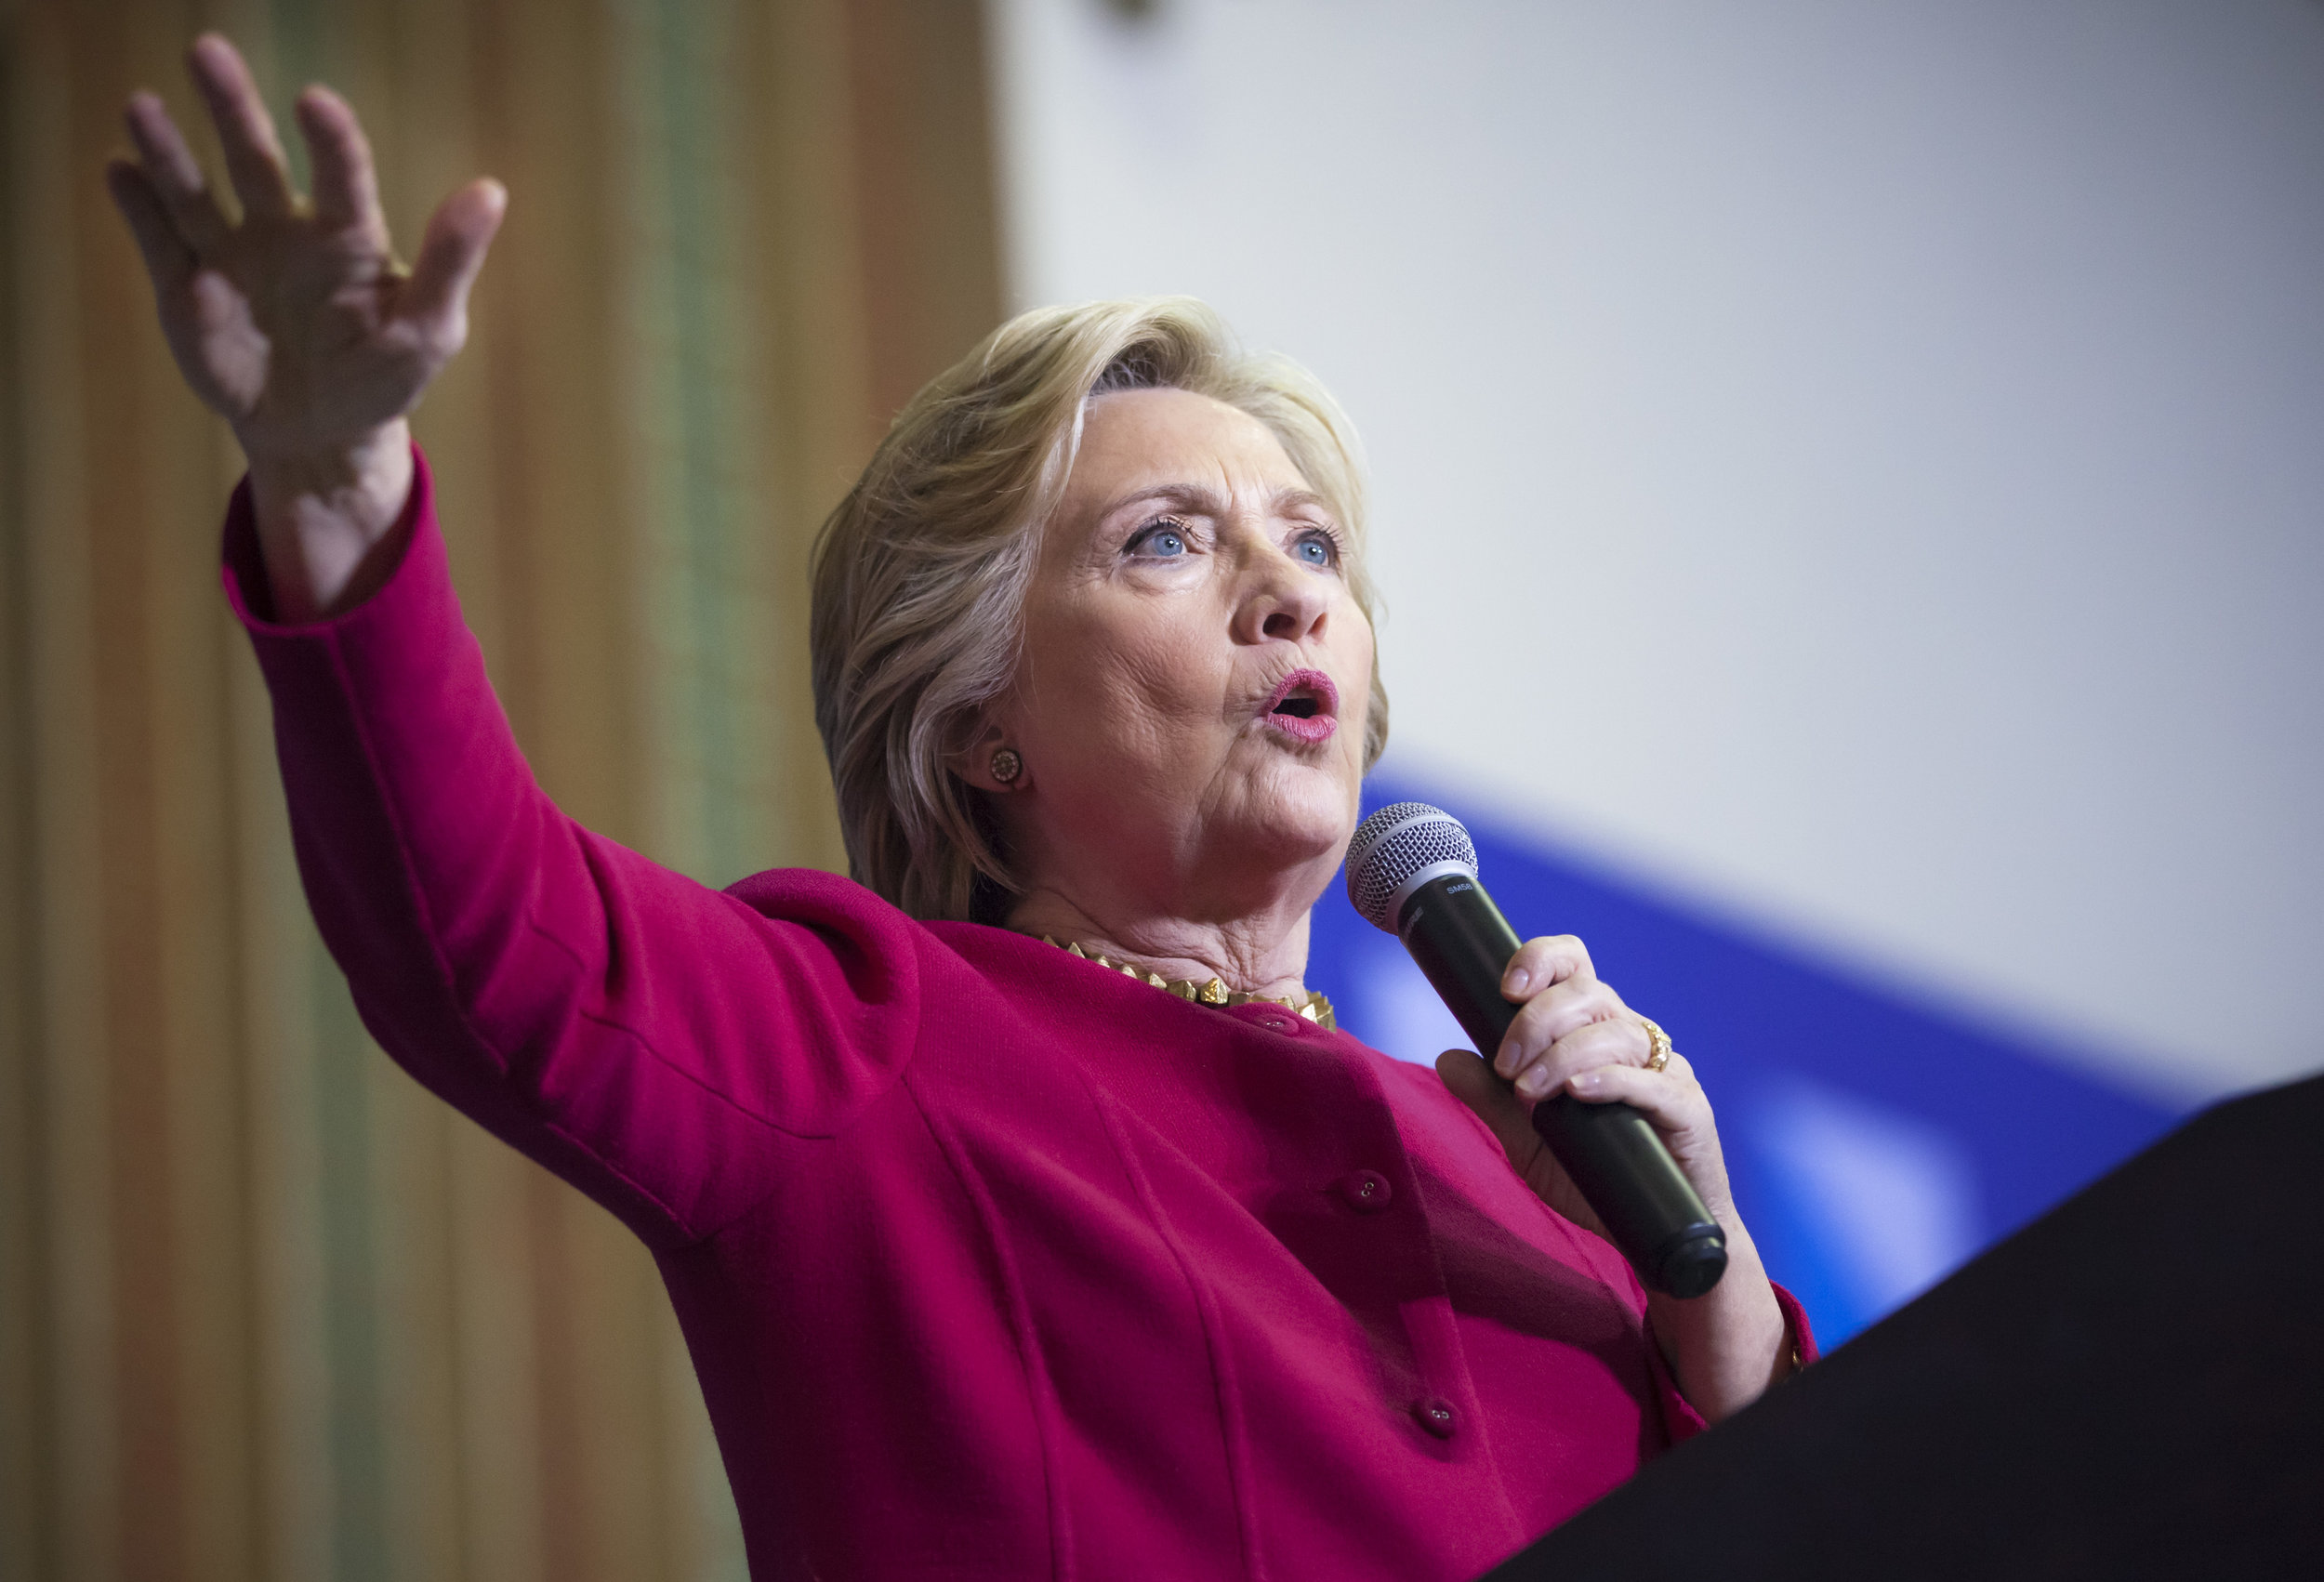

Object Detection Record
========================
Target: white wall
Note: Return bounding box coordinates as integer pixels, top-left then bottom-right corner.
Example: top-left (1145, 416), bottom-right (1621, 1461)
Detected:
top-left (987, 0), bottom-right (2324, 1102)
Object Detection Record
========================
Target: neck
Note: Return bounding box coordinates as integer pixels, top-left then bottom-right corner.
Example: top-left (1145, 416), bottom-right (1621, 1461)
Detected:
top-left (1005, 887), bottom-right (1315, 1004)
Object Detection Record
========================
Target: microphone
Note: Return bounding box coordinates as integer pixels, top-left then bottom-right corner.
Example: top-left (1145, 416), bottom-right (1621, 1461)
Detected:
top-left (1346, 802), bottom-right (1728, 1299)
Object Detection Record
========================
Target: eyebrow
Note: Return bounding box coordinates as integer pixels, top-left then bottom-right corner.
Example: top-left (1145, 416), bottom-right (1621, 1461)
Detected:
top-left (1102, 483), bottom-right (1334, 521)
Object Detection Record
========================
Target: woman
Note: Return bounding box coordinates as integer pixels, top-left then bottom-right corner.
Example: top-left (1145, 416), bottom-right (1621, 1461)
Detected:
top-left (108, 35), bottom-right (1809, 1582)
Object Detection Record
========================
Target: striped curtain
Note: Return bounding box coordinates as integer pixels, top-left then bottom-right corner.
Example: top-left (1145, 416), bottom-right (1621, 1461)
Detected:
top-left (0, 2), bottom-right (1002, 1578)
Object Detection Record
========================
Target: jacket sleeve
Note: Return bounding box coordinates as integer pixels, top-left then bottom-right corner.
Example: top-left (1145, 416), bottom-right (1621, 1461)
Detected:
top-left (226, 446), bottom-right (923, 1250)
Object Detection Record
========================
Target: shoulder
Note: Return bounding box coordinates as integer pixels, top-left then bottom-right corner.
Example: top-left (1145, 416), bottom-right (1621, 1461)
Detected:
top-left (722, 864), bottom-right (901, 921)
top-left (714, 868), bottom-right (1066, 1005)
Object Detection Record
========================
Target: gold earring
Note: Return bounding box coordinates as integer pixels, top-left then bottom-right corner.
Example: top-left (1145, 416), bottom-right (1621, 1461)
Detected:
top-left (989, 746), bottom-right (1023, 784)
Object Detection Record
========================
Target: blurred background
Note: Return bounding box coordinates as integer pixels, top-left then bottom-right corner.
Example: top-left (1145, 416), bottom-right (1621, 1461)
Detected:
top-left (3, 1), bottom-right (2318, 1579)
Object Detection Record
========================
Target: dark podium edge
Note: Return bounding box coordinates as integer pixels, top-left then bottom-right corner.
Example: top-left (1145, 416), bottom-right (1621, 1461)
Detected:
top-left (1483, 1071), bottom-right (2324, 1581)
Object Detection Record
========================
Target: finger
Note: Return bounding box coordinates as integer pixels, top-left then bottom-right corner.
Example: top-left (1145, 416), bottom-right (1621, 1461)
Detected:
top-left (293, 86), bottom-right (382, 233)
top-left (397, 178), bottom-right (507, 349)
top-left (1565, 1054), bottom-right (1702, 1123)
top-left (123, 91), bottom-right (229, 252)
top-left (1495, 974), bottom-right (1627, 1079)
top-left (105, 159), bottom-right (199, 296)
top-left (1499, 934), bottom-right (1594, 1000)
top-left (1569, 1055), bottom-right (1734, 1220)
top-left (187, 33), bottom-right (297, 218)
top-left (1513, 1016), bottom-right (1651, 1099)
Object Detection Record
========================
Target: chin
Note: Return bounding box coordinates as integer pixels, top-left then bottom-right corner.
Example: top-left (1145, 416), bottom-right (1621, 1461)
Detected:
top-left (1221, 752), bottom-right (1360, 866)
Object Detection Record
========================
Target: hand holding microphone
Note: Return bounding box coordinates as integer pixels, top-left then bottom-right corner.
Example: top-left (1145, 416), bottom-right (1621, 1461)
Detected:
top-left (1347, 803), bottom-right (1732, 1298)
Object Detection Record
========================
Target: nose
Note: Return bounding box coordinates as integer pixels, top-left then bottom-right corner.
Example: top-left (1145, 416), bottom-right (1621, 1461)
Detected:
top-left (1231, 550), bottom-right (1331, 648)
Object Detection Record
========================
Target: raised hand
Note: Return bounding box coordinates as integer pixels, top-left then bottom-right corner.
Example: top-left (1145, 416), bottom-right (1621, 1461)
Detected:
top-left (105, 33), bottom-right (505, 619)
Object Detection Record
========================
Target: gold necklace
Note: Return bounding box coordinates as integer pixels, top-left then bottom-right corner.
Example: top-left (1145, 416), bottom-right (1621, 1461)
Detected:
top-left (1040, 936), bottom-right (1336, 1032)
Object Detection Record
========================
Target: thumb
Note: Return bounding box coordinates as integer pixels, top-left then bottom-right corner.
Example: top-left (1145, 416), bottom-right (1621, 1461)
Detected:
top-left (399, 177), bottom-right (507, 353)
top-left (1435, 1048), bottom-right (1536, 1161)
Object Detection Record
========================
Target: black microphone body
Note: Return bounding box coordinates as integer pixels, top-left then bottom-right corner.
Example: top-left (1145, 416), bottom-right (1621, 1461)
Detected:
top-left (1393, 871), bottom-right (1730, 1299)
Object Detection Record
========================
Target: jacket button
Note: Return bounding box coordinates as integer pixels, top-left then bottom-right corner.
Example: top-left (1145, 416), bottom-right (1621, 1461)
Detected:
top-left (1336, 1169), bottom-right (1393, 1212)
top-left (1414, 1397), bottom-right (1459, 1440)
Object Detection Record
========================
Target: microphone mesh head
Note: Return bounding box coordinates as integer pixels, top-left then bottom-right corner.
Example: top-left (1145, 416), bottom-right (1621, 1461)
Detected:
top-left (1345, 802), bottom-right (1477, 931)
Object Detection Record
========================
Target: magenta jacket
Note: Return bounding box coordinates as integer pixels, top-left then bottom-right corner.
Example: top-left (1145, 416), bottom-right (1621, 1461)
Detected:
top-left (224, 450), bottom-right (1812, 1582)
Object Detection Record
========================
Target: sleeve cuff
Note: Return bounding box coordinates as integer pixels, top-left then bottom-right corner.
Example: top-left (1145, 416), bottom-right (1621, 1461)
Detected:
top-left (1775, 1279), bottom-right (1821, 1369)
top-left (219, 442), bottom-right (436, 633)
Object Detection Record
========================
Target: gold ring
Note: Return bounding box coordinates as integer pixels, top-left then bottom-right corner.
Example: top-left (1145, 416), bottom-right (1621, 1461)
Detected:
top-left (1639, 1017), bottom-right (1672, 1074)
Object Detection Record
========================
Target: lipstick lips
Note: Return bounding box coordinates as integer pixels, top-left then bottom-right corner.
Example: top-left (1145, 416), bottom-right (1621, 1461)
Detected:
top-left (1260, 668), bottom-right (1340, 744)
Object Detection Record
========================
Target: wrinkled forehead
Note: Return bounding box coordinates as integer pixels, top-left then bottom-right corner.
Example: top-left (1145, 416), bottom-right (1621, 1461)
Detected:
top-left (1054, 387), bottom-right (1318, 526)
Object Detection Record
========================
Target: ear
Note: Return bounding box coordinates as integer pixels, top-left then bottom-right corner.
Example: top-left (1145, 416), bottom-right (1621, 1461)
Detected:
top-left (949, 715), bottom-right (1031, 794)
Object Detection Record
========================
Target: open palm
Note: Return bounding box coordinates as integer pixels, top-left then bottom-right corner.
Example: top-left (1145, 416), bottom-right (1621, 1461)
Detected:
top-left (105, 33), bottom-right (502, 468)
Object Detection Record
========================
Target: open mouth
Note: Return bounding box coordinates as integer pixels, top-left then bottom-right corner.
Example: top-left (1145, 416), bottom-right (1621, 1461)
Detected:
top-left (1261, 669), bottom-right (1340, 742)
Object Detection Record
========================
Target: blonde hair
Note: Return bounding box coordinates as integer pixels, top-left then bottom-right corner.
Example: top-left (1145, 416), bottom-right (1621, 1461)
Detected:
top-left (809, 297), bottom-right (1388, 921)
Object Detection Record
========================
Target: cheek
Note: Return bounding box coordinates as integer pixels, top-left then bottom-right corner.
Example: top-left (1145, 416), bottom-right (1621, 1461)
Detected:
top-left (1338, 612), bottom-right (1379, 745)
top-left (1022, 597), bottom-right (1230, 758)
top-left (1115, 629), bottom-right (1228, 727)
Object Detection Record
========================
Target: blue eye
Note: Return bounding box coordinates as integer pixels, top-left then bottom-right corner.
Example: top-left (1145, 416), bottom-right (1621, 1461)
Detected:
top-left (1296, 534), bottom-right (1334, 567)
top-left (1132, 521), bottom-right (1189, 558)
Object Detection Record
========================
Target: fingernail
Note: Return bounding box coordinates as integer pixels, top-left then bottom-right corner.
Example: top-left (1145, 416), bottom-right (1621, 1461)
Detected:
top-left (1518, 1067), bottom-right (1550, 1098)
top-left (1568, 1070), bottom-right (1604, 1095)
top-left (1503, 966), bottom-right (1531, 995)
